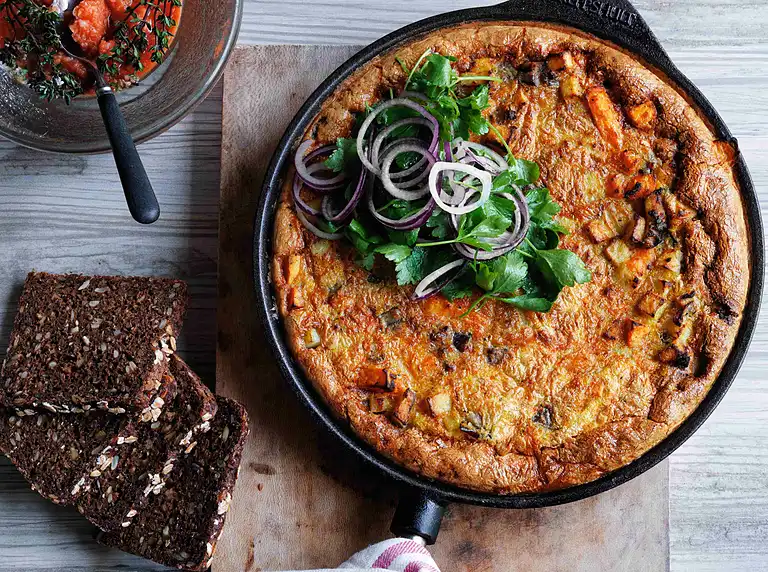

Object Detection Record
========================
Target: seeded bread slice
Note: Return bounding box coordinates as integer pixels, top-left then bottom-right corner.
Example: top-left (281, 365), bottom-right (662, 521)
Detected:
top-left (0, 372), bottom-right (178, 505)
top-left (0, 272), bottom-right (187, 412)
top-left (76, 356), bottom-right (218, 532)
top-left (100, 397), bottom-right (249, 571)
top-left (0, 407), bottom-right (134, 505)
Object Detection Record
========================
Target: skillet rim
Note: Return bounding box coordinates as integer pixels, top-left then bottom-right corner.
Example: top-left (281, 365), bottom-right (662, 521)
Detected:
top-left (253, 2), bottom-right (764, 509)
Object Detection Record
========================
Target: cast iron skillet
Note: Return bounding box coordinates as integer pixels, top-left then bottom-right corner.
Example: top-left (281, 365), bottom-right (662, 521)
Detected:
top-left (254, 0), bottom-right (764, 545)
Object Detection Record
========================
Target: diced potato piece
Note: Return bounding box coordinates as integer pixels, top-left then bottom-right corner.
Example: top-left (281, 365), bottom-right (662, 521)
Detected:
top-left (629, 215), bottom-right (647, 245)
top-left (626, 320), bottom-right (649, 348)
top-left (285, 254), bottom-right (302, 284)
top-left (627, 100), bottom-right (657, 130)
top-left (310, 240), bottom-right (330, 257)
top-left (603, 318), bottom-right (626, 340)
top-left (663, 192), bottom-right (696, 232)
top-left (658, 347), bottom-right (691, 369)
top-left (443, 412), bottom-right (461, 433)
top-left (625, 173), bottom-right (656, 200)
top-left (514, 89), bottom-right (530, 105)
top-left (659, 249), bottom-right (682, 273)
top-left (605, 240), bottom-right (632, 265)
top-left (358, 366), bottom-right (394, 392)
top-left (637, 292), bottom-right (665, 317)
top-left (369, 394), bottom-right (391, 414)
top-left (469, 57), bottom-right (495, 77)
top-left (586, 86), bottom-right (624, 148)
top-left (603, 201), bottom-right (632, 234)
top-left (674, 321), bottom-right (694, 349)
top-left (392, 389), bottom-right (416, 427)
top-left (303, 328), bottom-right (321, 349)
top-left (587, 218), bottom-right (618, 243)
top-left (606, 174), bottom-right (626, 198)
top-left (623, 248), bottom-right (657, 288)
top-left (548, 52), bottom-right (575, 71)
top-left (428, 393), bottom-right (452, 417)
top-left (287, 287), bottom-right (305, 310)
top-left (560, 75), bottom-right (584, 98)
top-left (619, 149), bottom-right (645, 174)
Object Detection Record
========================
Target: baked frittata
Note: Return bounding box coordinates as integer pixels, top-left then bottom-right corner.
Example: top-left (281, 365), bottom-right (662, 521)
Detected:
top-left (271, 23), bottom-right (750, 493)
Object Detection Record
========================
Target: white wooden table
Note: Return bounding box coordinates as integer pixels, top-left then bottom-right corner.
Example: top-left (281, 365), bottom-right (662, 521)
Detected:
top-left (0, 1), bottom-right (766, 570)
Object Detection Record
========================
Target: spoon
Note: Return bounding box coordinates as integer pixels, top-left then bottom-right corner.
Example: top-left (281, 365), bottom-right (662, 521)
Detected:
top-left (57, 0), bottom-right (161, 225)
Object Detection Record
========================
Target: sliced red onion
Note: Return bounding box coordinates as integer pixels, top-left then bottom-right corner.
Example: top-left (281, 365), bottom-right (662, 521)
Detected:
top-left (321, 167), bottom-right (368, 224)
top-left (429, 162), bottom-right (492, 215)
top-left (295, 209), bottom-right (344, 240)
top-left (378, 137), bottom-right (431, 185)
top-left (462, 141), bottom-right (508, 171)
top-left (380, 143), bottom-right (436, 201)
top-left (357, 99), bottom-right (439, 175)
top-left (292, 172), bottom-right (321, 216)
top-left (367, 190), bottom-right (435, 230)
top-left (463, 149), bottom-right (505, 174)
top-left (413, 260), bottom-right (466, 301)
top-left (454, 242), bottom-right (514, 261)
top-left (400, 90), bottom-right (429, 101)
top-left (295, 140), bottom-right (347, 190)
top-left (451, 188), bottom-right (531, 261)
top-left (372, 119), bottom-right (432, 179)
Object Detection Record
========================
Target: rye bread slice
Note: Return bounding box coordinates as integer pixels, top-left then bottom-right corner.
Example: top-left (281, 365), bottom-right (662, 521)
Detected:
top-left (100, 397), bottom-right (249, 571)
top-left (0, 373), bottom-right (177, 506)
top-left (0, 407), bottom-right (133, 505)
top-left (0, 272), bottom-right (187, 412)
top-left (76, 356), bottom-right (217, 533)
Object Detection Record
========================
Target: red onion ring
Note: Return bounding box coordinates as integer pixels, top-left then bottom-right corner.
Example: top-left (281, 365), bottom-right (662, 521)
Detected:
top-left (380, 143), bottom-right (436, 201)
top-left (295, 140), bottom-right (347, 191)
top-left (412, 260), bottom-right (466, 301)
top-left (321, 167), bottom-right (368, 224)
top-left (357, 98), bottom-right (440, 175)
top-left (292, 172), bottom-right (322, 216)
top-left (367, 189), bottom-right (435, 230)
top-left (372, 118), bottom-right (433, 179)
top-left (295, 209), bottom-right (344, 240)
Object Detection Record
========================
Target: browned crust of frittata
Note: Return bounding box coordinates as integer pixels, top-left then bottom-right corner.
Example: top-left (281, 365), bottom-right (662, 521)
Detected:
top-left (271, 23), bottom-right (750, 493)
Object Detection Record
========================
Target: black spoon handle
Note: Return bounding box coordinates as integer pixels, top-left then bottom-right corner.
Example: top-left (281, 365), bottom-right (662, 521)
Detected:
top-left (97, 86), bottom-right (160, 225)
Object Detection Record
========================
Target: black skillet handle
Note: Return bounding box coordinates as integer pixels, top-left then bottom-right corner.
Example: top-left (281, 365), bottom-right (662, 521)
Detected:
top-left (390, 488), bottom-right (447, 546)
top-left (493, 0), bottom-right (673, 69)
top-left (96, 86), bottom-right (161, 225)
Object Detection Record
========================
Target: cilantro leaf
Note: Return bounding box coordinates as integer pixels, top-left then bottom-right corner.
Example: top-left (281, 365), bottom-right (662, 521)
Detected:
top-left (507, 158), bottom-right (540, 185)
top-left (395, 248), bottom-right (429, 285)
top-left (535, 249), bottom-right (593, 289)
top-left (324, 138), bottom-right (358, 173)
top-left (526, 188), bottom-right (561, 222)
top-left (462, 215), bottom-right (510, 240)
top-left (375, 243), bottom-right (413, 264)
top-left (499, 294), bottom-right (555, 313)
top-left (441, 268), bottom-right (475, 300)
top-left (389, 229), bottom-right (419, 247)
top-left (345, 218), bottom-right (384, 269)
top-left (475, 252), bottom-right (527, 294)
top-left (427, 210), bottom-right (453, 240)
top-left (457, 84), bottom-right (490, 111)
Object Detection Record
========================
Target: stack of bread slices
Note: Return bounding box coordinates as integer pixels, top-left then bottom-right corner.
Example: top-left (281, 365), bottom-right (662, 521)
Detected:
top-left (0, 272), bottom-right (248, 571)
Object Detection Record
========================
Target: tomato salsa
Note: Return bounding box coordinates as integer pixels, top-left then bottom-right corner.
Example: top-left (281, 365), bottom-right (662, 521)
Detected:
top-left (0, 0), bottom-right (182, 101)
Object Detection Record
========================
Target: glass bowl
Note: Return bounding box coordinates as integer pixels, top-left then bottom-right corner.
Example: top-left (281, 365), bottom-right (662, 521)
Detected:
top-left (0, 0), bottom-right (242, 154)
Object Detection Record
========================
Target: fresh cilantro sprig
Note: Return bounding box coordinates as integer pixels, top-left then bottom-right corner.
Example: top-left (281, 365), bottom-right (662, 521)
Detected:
top-left (300, 50), bottom-right (592, 314)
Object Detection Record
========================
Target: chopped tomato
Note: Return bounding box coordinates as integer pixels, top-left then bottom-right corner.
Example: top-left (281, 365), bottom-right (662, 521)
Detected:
top-left (70, 0), bottom-right (110, 55)
top-left (53, 53), bottom-right (89, 80)
top-left (106, 0), bottom-right (132, 19)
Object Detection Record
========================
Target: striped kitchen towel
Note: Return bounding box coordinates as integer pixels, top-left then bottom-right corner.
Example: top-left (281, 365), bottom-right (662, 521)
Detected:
top-left (285, 538), bottom-right (442, 572)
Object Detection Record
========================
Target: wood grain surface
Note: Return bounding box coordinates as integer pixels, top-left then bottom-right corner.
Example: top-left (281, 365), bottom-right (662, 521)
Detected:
top-left (215, 44), bottom-right (669, 572)
top-left (0, 1), bottom-right (766, 571)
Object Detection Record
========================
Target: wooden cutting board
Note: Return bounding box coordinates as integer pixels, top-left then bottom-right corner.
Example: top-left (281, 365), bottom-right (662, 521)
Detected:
top-left (216, 45), bottom-right (670, 572)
